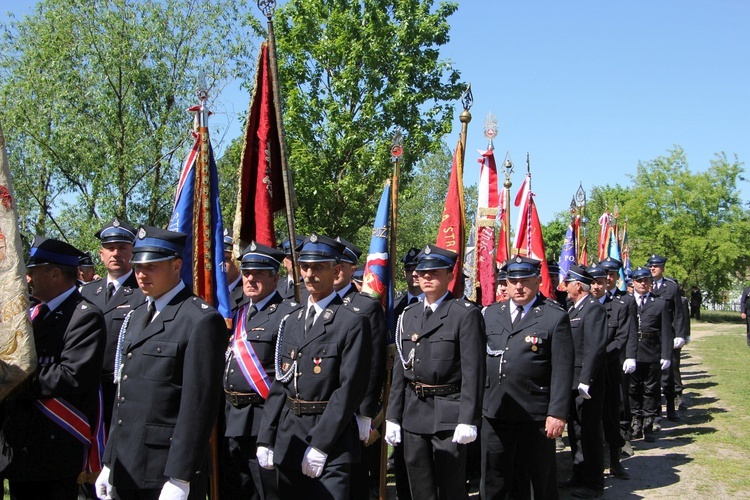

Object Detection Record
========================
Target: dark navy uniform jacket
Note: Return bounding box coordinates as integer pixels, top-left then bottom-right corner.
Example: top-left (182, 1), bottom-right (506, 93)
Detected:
top-left (103, 287), bottom-right (226, 490)
top-left (257, 294), bottom-right (372, 467)
top-left (482, 294), bottom-right (573, 423)
top-left (3, 290), bottom-right (106, 481)
top-left (568, 295), bottom-right (608, 390)
top-left (387, 293), bottom-right (485, 434)
top-left (630, 294), bottom-right (674, 363)
top-left (224, 292), bottom-right (301, 437)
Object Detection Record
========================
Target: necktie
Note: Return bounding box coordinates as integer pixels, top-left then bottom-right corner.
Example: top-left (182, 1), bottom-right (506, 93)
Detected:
top-left (106, 282), bottom-right (116, 303)
top-left (31, 303), bottom-right (49, 329)
top-left (142, 301), bottom-right (156, 331)
top-left (246, 304), bottom-right (258, 324)
top-left (422, 306), bottom-right (433, 328)
top-left (512, 306), bottom-right (523, 327)
top-left (305, 306), bottom-right (316, 336)
top-left (640, 295), bottom-right (647, 309)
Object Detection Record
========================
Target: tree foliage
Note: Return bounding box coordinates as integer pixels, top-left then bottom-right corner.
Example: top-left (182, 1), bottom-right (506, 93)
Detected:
top-left (0, 0), bottom-right (255, 252)
top-left (543, 147), bottom-right (750, 301)
top-left (273, 0), bottom-right (463, 239)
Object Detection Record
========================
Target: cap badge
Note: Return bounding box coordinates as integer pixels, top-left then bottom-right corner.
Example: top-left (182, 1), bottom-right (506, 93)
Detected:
top-left (250, 241), bottom-right (257, 251)
top-left (113, 218), bottom-right (120, 227)
top-left (515, 256), bottom-right (523, 263)
top-left (310, 234), bottom-right (318, 243)
top-left (138, 228), bottom-right (147, 239)
top-left (424, 246), bottom-right (431, 255)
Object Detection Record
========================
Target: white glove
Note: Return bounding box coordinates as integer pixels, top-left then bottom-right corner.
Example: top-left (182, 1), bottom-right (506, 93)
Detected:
top-left (674, 337), bottom-right (685, 349)
top-left (95, 466), bottom-right (113, 500)
top-left (578, 383), bottom-right (591, 400)
top-left (158, 478), bottom-right (190, 500)
top-left (302, 446), bottom-right (327, 478)
top-left (451, 423), bottom-right (478, 444)
top-left (622, 358), bottom-right (636, 374)
top-left (385, 420), bottom-right (401, 446)
top-left (660, 358), bottom-right (671, 371)
top-left (355, 414), bottom-right (372, 442)
top-left (257, 446), bottom-right (275, 469)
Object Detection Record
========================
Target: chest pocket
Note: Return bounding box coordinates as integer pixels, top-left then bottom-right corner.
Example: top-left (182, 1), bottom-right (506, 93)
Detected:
top-left (429, 330), bottom-right (456, 360)
top-left (141, 340), bottom-right (179, 381)
top-left (310, 342), bottom-right (339, 378)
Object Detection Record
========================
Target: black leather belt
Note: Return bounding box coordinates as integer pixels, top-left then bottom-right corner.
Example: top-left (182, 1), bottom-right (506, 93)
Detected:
top-left (225, 390), bottom-right (264, 407)
top-left (410, 382), bottom-right (460, 397)
top-left (286, 397), bottom-right (328, 416)
top-left (638, 332), bottom-right (656, 339)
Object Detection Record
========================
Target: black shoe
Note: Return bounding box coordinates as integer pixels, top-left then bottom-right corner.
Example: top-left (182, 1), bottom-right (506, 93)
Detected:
top-left (571, 486), bottom-right (603, 498)
top-left (558, 478), bottom-right (585, 489)
top-left (610, 463), bottom-right (630, 480)
top-left (644, 432), bottom-right (656, 443)
top-left (667, 412), bottom-right (680, 422)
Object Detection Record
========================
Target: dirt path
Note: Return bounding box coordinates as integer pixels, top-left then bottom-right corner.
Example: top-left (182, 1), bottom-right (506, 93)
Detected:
top-left (556, 322), bottom-right (743, 499)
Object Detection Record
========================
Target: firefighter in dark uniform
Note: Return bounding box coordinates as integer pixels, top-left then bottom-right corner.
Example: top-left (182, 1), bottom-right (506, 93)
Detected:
top-left (81, 218), bottom-right (145, 433)
top-left (275, 236), bottom-right (305, 300)
top-left (741, 285), bottom-right (750, 346)
top-left (256, 234), bottom-right (372, 499)
top-left (333, 237), bottom-right (387, 499)
top-left (588, 263), bottom-right (636, 480)
top-left (394, 247), bottom-right (423, 318)
top-left (622, 267), bottom-right (674, 443)
top-left (4, 237), bottom-right (106, 500)
top-left (391, 247), bottom-right (422, 500)
top-left (385, 244), bottom-right (485, 500)
top-left (95, 226), bottom-right (227, 500)
top-left (647, 254), bottom-right (686, 422)
top-left (224, 230), bottom-right (245, 314)
top-left (598, 257), bottom-right (634, 446)
top-left (559, 265), bottom-right (608, 499)
top-left (480, 256), bottom-right (574, 500)
top-left (222, 241), bottom-right (301, 500)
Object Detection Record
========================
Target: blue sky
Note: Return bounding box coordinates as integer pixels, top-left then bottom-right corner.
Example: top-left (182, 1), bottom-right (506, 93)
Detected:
top-left (3, 1), bottom-right (749, 224)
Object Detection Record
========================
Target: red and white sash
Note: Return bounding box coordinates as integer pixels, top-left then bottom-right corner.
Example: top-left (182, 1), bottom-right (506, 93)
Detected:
top-left (232, 304), bottom-right (271, 399)
top-left (34, 387), bottom-right (106, 481)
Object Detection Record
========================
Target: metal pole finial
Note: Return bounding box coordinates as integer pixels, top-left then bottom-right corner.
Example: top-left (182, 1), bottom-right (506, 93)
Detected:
top-left (258, 0), bottom-right (276, 18)
top-left (391, 128), bottom-right (404, 163)
top-left (484, 111), bottom-right (498, 151)
top-left (461, 83), bottom-right (473, 112)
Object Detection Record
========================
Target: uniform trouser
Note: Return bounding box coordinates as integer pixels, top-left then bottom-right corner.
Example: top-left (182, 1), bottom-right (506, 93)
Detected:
top-left (746, 318), bottom-right (750, 344)
top-left (277, 461), bottom-right (351, 500)
top-left (629, 361), bottom-right (661, 418)
top-left (661, 347), bottom-right (682, 411)
top-left (222, 435), bottom-right (280, 500)
top-left (392, 443), bottom-right (413, 500)
top-left (349, 439), bottom-right (381, 499)
top-left (8, 478), bottom-right (78, 500)
top-left (567, 386), bottom-right (605, 490)
top-left (114, 480), bottom-right (208, 500)
top-left (403, 429), bottom-right (467, 500)
top-left (619, 350), bottom-right (633, 433)
top-left (602, 354), bottom-right (626, 449)
top-left (480, 417), bottom-right (558, 500)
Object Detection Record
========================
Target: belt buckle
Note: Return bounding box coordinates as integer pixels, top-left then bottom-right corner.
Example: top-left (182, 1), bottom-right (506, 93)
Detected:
top-left (228, 393), bottom-right (239, 406)
top-left (414, 383), bottom-right (425, 398)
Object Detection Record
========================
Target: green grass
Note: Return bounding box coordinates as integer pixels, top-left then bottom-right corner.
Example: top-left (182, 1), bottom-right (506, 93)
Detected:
top-left (696, 310), bottom-right (743, 324)
top-left (685, 323), bottom-right (750, 493)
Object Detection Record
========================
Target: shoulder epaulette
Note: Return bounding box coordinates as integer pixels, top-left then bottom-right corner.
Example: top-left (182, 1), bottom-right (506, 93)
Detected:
top-left (190, 296), bottom-right (215, 313)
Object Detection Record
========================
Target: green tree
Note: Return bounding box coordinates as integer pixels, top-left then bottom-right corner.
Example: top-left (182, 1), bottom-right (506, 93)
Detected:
top-left (273, 0), bottom-right (463, 239)
top-left (0, 0), bottom-right (256, 251)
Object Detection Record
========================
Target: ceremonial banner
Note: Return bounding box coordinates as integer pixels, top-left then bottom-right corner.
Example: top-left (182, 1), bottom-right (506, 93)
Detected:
top-left (476, 149), bottom-right (499, 306)
top-left (168, 110), bottom-right (231, 320)
top-left (514, 178), bottom-right (554, 299)
top-left (362, 181), bottom-right (394, 335)
top-left (597, 212), bottom-right (611, 261)
top-left (233, 42), bottom-right (286, 251)
top-left (436, 138), bottom-right (466, 296)
top-left (0, 121), bottom-right (36, 401)
top-left (463, 224), bottom-right (477, 302)
top-left (495, 187), bottom-right (509, 266)
top-left (558, 221), bottom-right (577, 285)
top-left (512, 174), bottom-right (531, 251)
top-left (620, 222), bottom-right (631, 289)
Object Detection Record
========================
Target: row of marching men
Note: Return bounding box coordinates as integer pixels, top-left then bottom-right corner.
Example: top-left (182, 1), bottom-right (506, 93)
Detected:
top-left (0, 215), bottom-right (685, 500)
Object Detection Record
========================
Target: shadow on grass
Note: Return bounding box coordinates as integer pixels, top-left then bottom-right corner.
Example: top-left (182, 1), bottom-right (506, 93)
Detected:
top-left (695, 311), bottom-right (744, 324)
